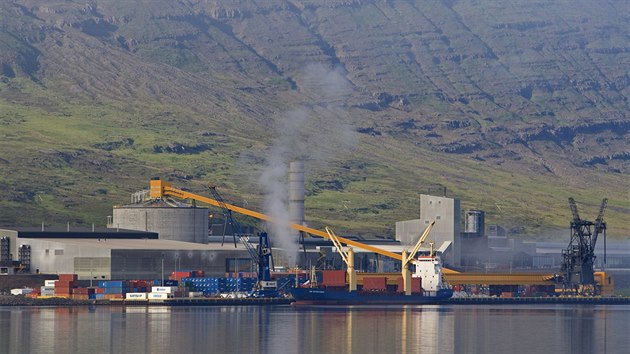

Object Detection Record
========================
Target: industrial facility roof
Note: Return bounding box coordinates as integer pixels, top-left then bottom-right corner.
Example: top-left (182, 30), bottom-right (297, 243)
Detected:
top-left (16, 237), bottom-right (249, 251)
top-left (0, 227), bottom-right (158, 239)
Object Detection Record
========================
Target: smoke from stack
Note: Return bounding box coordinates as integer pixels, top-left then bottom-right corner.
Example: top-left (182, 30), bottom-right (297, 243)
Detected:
top-left (256, 64), bottom-right (357, 267)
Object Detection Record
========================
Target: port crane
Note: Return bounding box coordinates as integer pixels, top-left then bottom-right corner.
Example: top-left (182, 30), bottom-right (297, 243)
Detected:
top-left (207, 185), bottom-right (278, 297)
top-left (560, 197), bottom-right (607, 295)
top-left (149, 178), bottom-right (410, 262)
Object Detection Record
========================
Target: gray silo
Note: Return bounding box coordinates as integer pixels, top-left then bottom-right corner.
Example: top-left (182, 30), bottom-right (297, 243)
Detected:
top-left (288, 161), bottom-right (305, 227)
top-left (112, 201), bottom-right (209, 244)
top-left (464, 210), bottom-right (485, 237)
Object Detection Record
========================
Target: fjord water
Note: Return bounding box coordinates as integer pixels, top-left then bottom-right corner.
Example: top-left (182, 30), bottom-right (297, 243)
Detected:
top-left (1, 305), bottom-right (628, 354)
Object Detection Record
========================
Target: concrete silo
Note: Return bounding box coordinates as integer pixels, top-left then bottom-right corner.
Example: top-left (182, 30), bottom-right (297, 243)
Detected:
top-left (112, 201), bottom-right (209, 244)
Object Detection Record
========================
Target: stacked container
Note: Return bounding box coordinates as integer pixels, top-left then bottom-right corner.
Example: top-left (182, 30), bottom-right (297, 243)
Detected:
top-left (71, 288), bottom-right (94, 300)
top-left (55, 274), bottom-right (78, 297)
top-left (97, 281), bottom-right (129, 299)
top-left (182, 277), bottom-right (257, 295)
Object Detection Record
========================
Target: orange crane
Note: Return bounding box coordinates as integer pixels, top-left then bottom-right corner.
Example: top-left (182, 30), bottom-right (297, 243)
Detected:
top-left (152, 178), bottom-right (624, 294)
top-left (149, 178), bottom-right (407, 262)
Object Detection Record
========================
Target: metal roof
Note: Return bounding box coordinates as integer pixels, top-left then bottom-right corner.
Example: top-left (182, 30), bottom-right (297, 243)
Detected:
top-left (17, 237), bottom-right (248, 251)
top-left (0, 227), bottom-right (158, 239)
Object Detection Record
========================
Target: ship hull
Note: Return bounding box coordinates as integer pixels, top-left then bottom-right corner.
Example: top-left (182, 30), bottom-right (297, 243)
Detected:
top-left (290, 288), bottom-right (453, 305)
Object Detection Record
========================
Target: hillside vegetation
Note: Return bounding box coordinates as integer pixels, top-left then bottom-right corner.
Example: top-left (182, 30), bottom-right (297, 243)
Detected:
top-left (0, 0), bottom-right (628, 238)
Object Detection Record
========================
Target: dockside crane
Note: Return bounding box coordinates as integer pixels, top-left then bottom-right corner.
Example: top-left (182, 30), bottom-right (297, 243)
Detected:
top-left (207, 185), bottom-right (277, 297)
top-left (149, 178), bottom-right (412, 262)
top-left (401, 221), bottom-right (435, 295)
top-left (561, 197), bottom-right (608, 295)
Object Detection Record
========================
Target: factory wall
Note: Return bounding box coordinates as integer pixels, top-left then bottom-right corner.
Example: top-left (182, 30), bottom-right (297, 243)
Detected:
top-left (112, 207), bottom-right (209, 244)
top-left (110, 249), bottom-right (252, 279)
top-left (20, 239), bottom-right (112, 277)
top-left (395, 219), bottom-right (424, 246)
top-left (419, 195), bottom-right (461, 267)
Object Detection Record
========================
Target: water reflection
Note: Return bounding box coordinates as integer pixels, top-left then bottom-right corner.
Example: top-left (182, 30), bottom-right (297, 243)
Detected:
top-left (0, 305), bottom-right (628, 354)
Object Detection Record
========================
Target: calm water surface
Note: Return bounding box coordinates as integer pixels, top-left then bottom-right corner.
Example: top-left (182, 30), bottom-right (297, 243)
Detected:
top-left (1, 304), bottom-right (629, 354)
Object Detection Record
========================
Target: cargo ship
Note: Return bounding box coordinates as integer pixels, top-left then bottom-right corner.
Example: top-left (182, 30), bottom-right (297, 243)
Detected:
top-left (290, 253), bottom-right (453, 305)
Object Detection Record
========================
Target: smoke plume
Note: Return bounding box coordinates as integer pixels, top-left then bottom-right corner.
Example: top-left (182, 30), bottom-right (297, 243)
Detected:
top-left (257, 64), bottom-right (356, 266)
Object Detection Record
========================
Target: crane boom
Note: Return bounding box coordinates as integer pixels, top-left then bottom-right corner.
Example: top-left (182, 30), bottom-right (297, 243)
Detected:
top-left (149, 178), bottom-right (404, 261)
top-left (568, 197), bottom-right (580, 223)
top-left (404, 221), bottom-right (436, 267)
top-left (591, 198), bottom-right (608, 249)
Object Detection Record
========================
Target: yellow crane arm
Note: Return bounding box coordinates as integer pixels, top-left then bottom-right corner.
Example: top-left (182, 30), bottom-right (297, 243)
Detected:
top-left (149, 179), bottom-right (403, 261)
top-left (326, 227), bottom-right (349, 264)
top-left (403, 221), bottom-right (436, 267)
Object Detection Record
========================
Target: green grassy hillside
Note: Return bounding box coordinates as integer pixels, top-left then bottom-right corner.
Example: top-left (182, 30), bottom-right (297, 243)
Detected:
top-left (0, 0), bottom-right (628, 238)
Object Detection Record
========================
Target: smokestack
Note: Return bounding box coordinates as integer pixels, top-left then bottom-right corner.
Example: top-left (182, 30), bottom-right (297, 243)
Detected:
top-left (288, 161), bottom-right (305, 228)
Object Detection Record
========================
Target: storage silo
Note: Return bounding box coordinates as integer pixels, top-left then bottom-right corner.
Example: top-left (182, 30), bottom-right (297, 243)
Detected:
top-left (464, 210), bottom-right (485, 237)
top-left (112, 201), bottom-right (209, 244)
top-left (288, 161), bottom-right (305, 227)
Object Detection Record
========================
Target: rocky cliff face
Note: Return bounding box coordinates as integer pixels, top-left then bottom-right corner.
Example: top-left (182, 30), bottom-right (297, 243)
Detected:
top-left (0, 0), bottom-right (628, 235)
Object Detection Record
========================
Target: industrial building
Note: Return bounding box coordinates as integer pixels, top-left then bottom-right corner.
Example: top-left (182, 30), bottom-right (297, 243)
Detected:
top-left (2, 171), bottom-right (629, 295)
top-left (396, 194), bottom-right (462, 267)
top-left (0, 227), bottom-right (252, 279)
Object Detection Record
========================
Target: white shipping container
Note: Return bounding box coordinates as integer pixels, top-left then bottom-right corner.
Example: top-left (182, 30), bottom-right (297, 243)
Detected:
top-left (125, 293), bottom-right (148, 300)
top-left (11, 288), bottom-right (33, 296)
top-left (151, 286), bottom-right (175, 294)
top-left (188, 292), bottom-right (203, 298)
top-left (41, 286), bottom-right (55, 292)
top-left (44, 280), bottom-right (57, 287)
top-left (148, 292), bottom-right (169, 300)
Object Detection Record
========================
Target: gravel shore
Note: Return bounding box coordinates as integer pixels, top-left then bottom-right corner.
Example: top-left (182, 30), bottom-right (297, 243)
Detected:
top-left (0, 295), bottom-right (99, 306)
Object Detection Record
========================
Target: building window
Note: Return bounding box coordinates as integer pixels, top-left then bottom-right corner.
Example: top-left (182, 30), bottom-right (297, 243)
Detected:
top-left (54, 249), bottom-right (64, 256)
top-left (436, 216), bottom-right (441, 220)
top-left (45, 249), bottom-right (49, 255)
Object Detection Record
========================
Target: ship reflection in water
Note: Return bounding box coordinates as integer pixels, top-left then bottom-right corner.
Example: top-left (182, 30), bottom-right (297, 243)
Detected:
top-left (0, 305), bottom-right (628, 354)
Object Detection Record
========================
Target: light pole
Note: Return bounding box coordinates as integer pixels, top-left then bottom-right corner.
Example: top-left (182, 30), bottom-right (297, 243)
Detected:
top-left (161, 252), bottom-right (164, 286)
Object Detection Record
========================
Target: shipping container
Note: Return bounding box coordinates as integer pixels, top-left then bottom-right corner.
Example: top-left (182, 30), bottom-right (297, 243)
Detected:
top-left (148, 292), bottom-right (169, 300)
top-left (59, 274), bottom-right (78, 282)
top-left (99, 281), bottom-right (125, 288)
top-left (363, 277), bottom-right (387, 291)
top-left (322, 270), bottom-right (346, 287)
top-left (151, 286), bottom-right (175, 294)
top-left (56, 280), bottom-right (76, 288)
top-left (411, 277), bottom-right (422, 293)
top-left (44, 280), bottom-right (57, 287)
top-left (125, 293), bottom-right (148, 300)
top-left (104, 287), bottom-right (125, 294)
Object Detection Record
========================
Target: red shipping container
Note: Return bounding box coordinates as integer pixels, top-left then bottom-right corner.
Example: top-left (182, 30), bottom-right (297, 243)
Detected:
top-left (59, 274), bottom-right (78, 282)
top-left (95, 288), bottom-right (105, 294)
top-left (363, 277), bottom-right (387, 291)
top-left (72, 288), bottom-right (92, 295)
top-left (411, 277), bottom-right (422, 293)
top-left (56, 280), bottom-right (76, 288)
top-left (322, 270), bottom-right (346, 287)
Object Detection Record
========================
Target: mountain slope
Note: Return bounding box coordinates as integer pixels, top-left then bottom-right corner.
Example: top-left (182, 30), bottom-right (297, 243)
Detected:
top-left (0, 0), bottom-right (628, 237)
